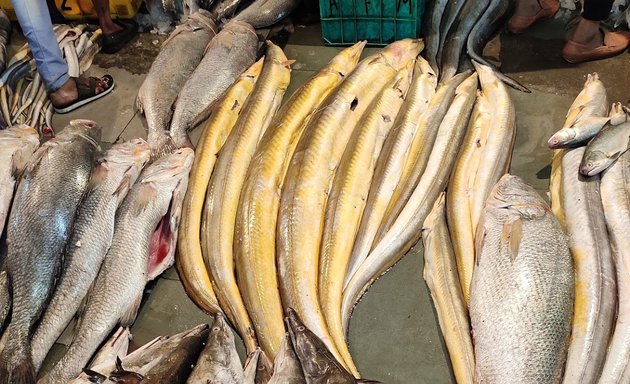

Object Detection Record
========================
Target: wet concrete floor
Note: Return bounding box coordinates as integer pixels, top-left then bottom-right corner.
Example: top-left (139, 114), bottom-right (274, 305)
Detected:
top-left (35, 18), bottom-right (630, 383)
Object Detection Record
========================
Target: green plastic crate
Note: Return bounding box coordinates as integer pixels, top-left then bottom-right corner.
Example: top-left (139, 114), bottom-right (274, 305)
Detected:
top-left (320, 0), bottom-right (425, 46)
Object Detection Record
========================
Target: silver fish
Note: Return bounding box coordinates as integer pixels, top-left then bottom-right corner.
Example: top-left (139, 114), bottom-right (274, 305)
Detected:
top-left (169, 20), bottom-right (258, 148)
top-left (232, 0), bottom-right (301, 28)
top-left (0, 120), bottom-right (101, 384)
top-left (136, 11), bottom-right (216, 158)
top-left (31, 139), bottom-right (151, 373)
top-left (268, 334), bottom-right (305, 384)
top-left (470, 175), bottom-right (573, 383)
top-left (186, 313), bottom-right (244, 383)
top-left (39, 148), bottom-right (194, 384)
top-left (580, 121), bottom-right (630, 176)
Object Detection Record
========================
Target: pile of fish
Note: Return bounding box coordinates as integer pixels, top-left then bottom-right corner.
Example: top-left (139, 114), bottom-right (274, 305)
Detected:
top-left (423, 0), bottom-right (531, 92)
top-left (547, 73), bottom-right (630, 383)
top-left (173, 19), bottom-right (524, 378)
top-left (0, 21), bottom-right (102, 136)
top-left (0, 120), bottom-right (195, 383)
top-left (147, 0), bottom-right (300, 29)
top-left (137, 10), bottom-right (259, 158)
top-left (68, 308), bottom-right (360, 384)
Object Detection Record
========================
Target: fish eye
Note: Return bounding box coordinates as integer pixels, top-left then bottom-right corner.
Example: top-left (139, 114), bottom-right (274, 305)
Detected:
top-left (297, 326), bottom-right (305, 331)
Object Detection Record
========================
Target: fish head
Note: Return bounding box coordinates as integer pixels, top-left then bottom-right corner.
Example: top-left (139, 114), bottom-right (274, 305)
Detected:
top-left (108, 357), bottom-right (144, 384)
top-left (208, 313), bottom-right (235, 347)
top-left (487, 175), bottom-right (549, 219)
top-left (415, 55), bottom-right (436, 78)
top-left (381, 38), bottom-right (424, 71)
top-left (326, 41), bottom-right (366, 77)
top-left (56, 119), bottom-right (102, 146)
top-left (104, 138), bottom-right (152, 175)
top-left (580, 150), bottom-right (609, 176)
top-left (547, 129), bottom-right (576, 149)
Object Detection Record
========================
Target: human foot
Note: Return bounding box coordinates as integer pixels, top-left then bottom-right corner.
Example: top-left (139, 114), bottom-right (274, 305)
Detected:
top-left (101, 20), bottom-right (138, 54)
top-left (507, 0), bottom-right (560, 34)
top-left (563, 18), bottom-right (630, 63)
top-left (50, 75), bottom-right (115, 114)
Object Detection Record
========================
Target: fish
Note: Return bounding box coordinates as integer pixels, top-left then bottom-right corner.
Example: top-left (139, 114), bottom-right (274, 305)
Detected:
top-left (580, 121), bottom-right (630, 176)
top-left (422, 193), bottom-right (474, 384)
top-left (136, 10), bottom-right (216, 158)
top-left (186, 314), bottom-right (245, 383)
top-left (0, 120), bottom-right (101, 384)
top-left (268, 335), bottom-right (305, 384)
top-left (0, 9), bottom-right (11, 74)
top-left (39, 148), bottom-right (194, 384)
top-left (422, 0), bottom-right (450, 75)
top-left (235, 42), bottom-right (364, 362)
top-left (373, 71), bottom-right (470, 245)
top-left (169, 20), bottom-right (258, 148)
top-left (470, 175), bottom-right (573, 383)
top-left (436, 0), bottom-right (467, 69)
top-left (0, 271), bottom-right (9, 333)
top-left (232, 0), bottom-right (301, 28)
top-left (562, 72), bottom-right (608, 130)
top-left (468, 61), bottom-right (516, 241)
top-left (287, 308), bottom-right (368, 384)
top-left (446, 90), bottom-right (491, 306)
top-left (599, 150), bottom-right (630, 383)
top-left (319, 67), bottom-right (411, 374)
top-left (439, 0), bottom-right (490, 83)
top-left (346, 59), bottom-right (437, 289)
top-left (0, 125), bottom-right (39, 235)
top-left (243, 349), bottom-right (261, 384)
top-left (30, 139), bottom-right (151, 373)
top-left (277, 39), bottom-right (423, 375)
top-left (342, 72), bottom-right (478, 333)
top-left (609, 102), bottom-right (627, 125)
top-left (549, 149), bottom-right (565, 231)
top-left (210, 0), bottom-right (243, 20)
top-left (177, 59), bottom-right (263, 316)
top-left (70, 327), bottom-right (133, 383)
top-left (466, 0), bottom-right (530, 92)
top-left (202, 41), bottom-right (291, 357)
top-left (547, 115), bottom-right (610, 149)
top-left (561, 147), bottom-right (616, 384)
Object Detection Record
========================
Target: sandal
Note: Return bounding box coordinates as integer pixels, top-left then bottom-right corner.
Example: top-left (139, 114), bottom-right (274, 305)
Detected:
top-left (507, 0), bottom-right (560, 34)
top-left (53, 75), bottom-right (115, 114)
top-left (102, 20), bottom-right (138, 54)
top-left (562, 29), bottom-right (630, 63)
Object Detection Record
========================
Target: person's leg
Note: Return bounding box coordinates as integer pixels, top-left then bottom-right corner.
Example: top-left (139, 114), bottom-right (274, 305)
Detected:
top-left (91, 0), bottom-right (123, 35)
top-left (562, 0), bottom-right (630, 62)
top-left (11, 0), bottom-right (68, 92)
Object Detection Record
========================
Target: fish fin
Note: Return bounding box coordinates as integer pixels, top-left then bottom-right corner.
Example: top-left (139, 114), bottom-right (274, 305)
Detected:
top-left (119, 292), bottom-right (142, 327)
top-left (87, 162), bottom-right (110, 193)
top-left (131, 184), bottom-right (158, 216)
top-left (112, 172), bottom-right (132, 198)
top-left (83, 368), bottom-right (107, 383)
top-left (282, 59), bottom-right (296, 69)
top-left (501, 218), bottom-right (522, 262)
top-left (135, 96), bottom-right (143, 115)
top-left (474, 224), bottom-right (487, 267)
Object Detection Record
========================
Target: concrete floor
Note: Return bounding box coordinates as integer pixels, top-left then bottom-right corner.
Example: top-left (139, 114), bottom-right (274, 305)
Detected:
top-left (37, 19), bottom-right (630, 383)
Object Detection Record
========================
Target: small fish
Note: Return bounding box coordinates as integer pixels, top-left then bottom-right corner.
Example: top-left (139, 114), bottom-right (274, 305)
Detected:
top-left (580, 121), bottom-right (630, 176)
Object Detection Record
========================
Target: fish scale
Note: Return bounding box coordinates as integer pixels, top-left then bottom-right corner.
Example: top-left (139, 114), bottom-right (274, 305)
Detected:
top-left (0, 120), bottom-right (101, 384)
top-left (39, 149), bottom-right (194, 384)
top-left (470, 175), bottom-right (573, 384)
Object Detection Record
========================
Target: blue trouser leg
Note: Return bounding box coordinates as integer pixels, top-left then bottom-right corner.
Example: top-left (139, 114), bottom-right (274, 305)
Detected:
top-left (10, 0), bottom-right (68, 92)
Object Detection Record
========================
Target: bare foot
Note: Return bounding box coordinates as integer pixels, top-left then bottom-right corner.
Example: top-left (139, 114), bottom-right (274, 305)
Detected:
top-left (513, 0), bottom-right (544, 18)
top-left (99, 19), bottom-right (123, 35)
top-left (569, 18), bottom-right (603, 50)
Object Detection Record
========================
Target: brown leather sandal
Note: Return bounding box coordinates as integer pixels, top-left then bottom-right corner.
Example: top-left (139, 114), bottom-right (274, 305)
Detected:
top-left (507, 0), bottom-right (560, 34)
top-left (562, 30), bottom-right (630, 63)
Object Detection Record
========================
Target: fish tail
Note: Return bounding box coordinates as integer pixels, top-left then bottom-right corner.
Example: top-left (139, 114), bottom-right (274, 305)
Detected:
top-left (0, 331), bottom-right (35, 384)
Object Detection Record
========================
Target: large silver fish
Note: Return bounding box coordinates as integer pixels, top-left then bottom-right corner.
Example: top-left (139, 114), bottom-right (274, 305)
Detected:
top-left (30, 139), bottom-right (151, 373)
top-left (169, 20), bottom-right (258, 148)
top-left (470, 175), bottom-right (573, 383)
top-left (0, 120), bottom-right (101, 384)
top-left (136, 11), bottom-right (216, 158)
top-left (0, 125), bottom-right (39, 236)
top-left (232, 0), bottom-right (301, 28)
top-left (580, 120), bottom-right (630, 176)
top-left (39, 148), bottom-right (194, 384)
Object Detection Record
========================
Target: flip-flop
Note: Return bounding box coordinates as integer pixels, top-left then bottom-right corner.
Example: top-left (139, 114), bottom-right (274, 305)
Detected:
top-left (102, 21), bottom-right (138, 54)
top-left (562, 30), bottom-right (630, 63)
top-left (53, 75), bottom-right (115, 114)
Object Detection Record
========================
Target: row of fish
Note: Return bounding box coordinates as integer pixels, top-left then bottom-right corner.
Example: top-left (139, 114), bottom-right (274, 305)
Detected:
top-left (423, 0), bottom-right (530, 92)
top-left (0, 23), bottom-right (102, 136)
top-left (0, 120), bottom-right (194, 383)
top-left (68, 308), bottom-right (362, 384)
top-left (172, 25), bottom-right (527, 381)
